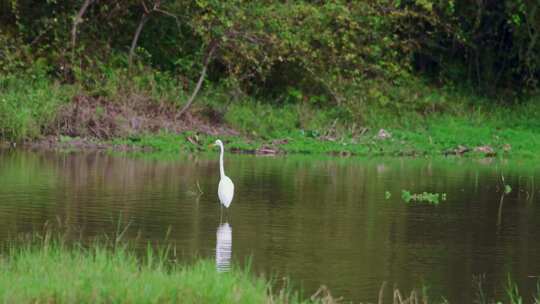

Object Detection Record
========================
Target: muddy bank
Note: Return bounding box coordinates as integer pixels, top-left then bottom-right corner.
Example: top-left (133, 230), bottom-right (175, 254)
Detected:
top-left (12, 94), bottom-right (240, 151)
top-left (51, 95), bottom-right (237, 139)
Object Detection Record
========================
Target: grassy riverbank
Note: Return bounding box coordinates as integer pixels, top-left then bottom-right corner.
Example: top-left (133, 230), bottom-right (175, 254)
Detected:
top-left (0, 239), bottom-right (306, 303)
top-left (74, 101), bottom-right (540, 159)
top-left (110, 108), bottom-right (540, 158)
top-left (0, 236), bottom-right (537, 304)
top-left (3, 68), bottom-right (540, 158)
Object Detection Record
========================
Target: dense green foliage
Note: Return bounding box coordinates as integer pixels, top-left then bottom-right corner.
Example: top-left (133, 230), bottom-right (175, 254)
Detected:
top-left (1, 0), bottom-right (540, 148)
top-left (4, 0), bottom-right (540, 92)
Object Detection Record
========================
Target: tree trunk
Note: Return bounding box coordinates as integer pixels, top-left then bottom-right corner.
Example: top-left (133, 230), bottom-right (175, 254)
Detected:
top-left (71, 0), bottom-right (94, 50)
top-left (129, 12), bottom-right (151, 67)
top-left (176, 42), bottom-right (219, 118)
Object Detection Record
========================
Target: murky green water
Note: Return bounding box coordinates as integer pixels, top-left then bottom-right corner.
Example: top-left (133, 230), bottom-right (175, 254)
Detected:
top-left (1, 149), bottom-right (540, 302)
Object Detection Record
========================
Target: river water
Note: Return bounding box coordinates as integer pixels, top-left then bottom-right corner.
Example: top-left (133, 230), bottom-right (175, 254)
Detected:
top-left (0, 149), bottom-right (539, 302)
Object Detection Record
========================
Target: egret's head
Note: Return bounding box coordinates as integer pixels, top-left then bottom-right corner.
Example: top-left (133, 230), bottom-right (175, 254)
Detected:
top-left (209, 139), bottom-right (223, 148)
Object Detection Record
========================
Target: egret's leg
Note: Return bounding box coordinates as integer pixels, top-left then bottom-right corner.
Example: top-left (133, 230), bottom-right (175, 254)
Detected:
top-left (220, 205), bottom-right (223, 224)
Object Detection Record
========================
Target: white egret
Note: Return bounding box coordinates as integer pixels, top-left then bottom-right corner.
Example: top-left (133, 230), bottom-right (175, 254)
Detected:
top-left (210, 139), bottom-right (234, 209)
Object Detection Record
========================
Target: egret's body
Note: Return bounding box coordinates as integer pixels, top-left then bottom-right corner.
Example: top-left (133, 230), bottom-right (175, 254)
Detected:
top-left (218, 176), bottom-right (234, 208)
top-left (213, 140), bottom-right (234, 208)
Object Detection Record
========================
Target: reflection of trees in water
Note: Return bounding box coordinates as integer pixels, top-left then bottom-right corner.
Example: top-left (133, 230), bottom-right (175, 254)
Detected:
top-left (0, 151), bottom-right (215, 244)
top-left (229, 156), bottom-right (540, 302)
top-left (0, 150), bottom-right (62, 239)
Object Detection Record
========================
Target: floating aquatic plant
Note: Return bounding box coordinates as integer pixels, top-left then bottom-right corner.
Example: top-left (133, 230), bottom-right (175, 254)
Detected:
top-left (401, 190), bottom-right (447, 205)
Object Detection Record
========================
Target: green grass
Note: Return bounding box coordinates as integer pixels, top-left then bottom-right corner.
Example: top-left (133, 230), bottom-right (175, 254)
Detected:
top-left (104, 110), bottom-right (540, 158)
top-left (0, 238), bottom-right (310, 304)
top-left (210, 97), bottom-right (540, 158)
top-left (119, 88), bottom-right (539, 158)
top-left (0, 71), bottom-right (74, 141)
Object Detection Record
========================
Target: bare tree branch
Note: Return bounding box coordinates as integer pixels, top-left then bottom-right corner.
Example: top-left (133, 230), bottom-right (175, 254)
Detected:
top-left (129, 0), bottom-right (179, 67)
top-left (155, 8), bottom-right (177, 19)
top-left (141, 0), bottom-right (150, 13)
top-left (176, 41), bottom-right (220, 118)
top-left (71, 0), bottom-right (94, 50)
top-left (129, 12), bottom-right (151, 66)
top-left (525, 6), bottom-right (539, 74)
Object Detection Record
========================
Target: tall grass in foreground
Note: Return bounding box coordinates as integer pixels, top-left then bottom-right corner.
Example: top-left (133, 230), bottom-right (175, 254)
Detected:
top-left (0, 231), bottom-right (539, 303)
top-left (0, 237), bottom-right (310, 304)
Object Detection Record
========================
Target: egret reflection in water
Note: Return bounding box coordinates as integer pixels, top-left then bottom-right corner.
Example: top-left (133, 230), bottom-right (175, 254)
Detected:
top-left (216, 222), bottom-right (232, 272)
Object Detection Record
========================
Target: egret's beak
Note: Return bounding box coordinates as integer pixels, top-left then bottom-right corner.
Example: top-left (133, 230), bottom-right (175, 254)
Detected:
top-left (208, 143), bottom-right (216, 148)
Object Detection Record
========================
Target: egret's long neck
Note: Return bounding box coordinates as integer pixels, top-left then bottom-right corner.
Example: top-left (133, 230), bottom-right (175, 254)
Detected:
top-left (219, 143), bottom-right (225, 178)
